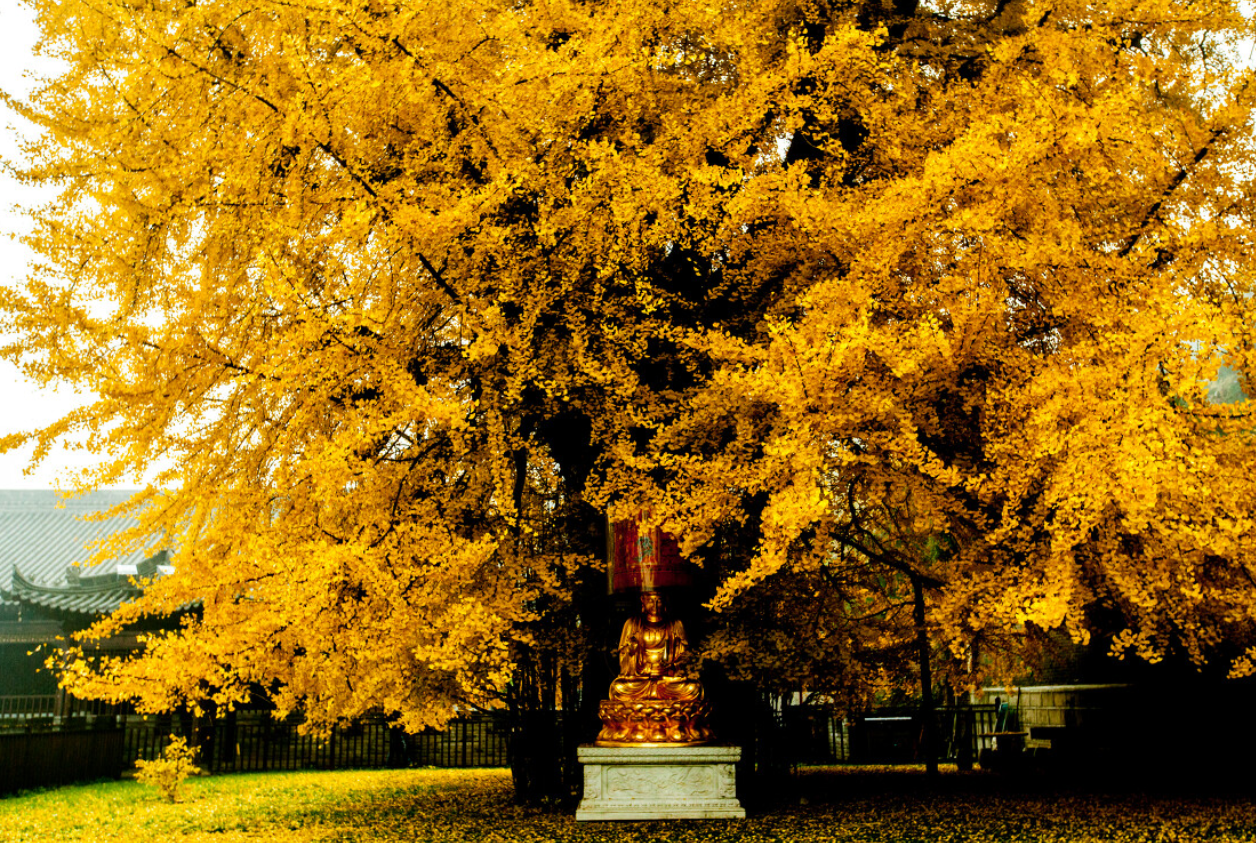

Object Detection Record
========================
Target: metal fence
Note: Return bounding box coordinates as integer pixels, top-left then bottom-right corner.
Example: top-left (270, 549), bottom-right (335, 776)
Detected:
top-left (0, 704), bottom-right (509, 779)
top-left (1, 709), bottom-right (402, 777)
top-left (0, 693), bottom-right (999, 795)
top-left (408, 713), bottom-right (510, 767)
top-left (757, 705), bottom-right (1000, 767)
top-left (211, 717), bottom-right (397, 773)
top-left (114, 712), bottom-right (402, 773)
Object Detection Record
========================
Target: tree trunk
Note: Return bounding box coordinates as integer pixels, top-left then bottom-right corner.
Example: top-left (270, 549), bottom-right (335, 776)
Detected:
top-left (913, 576), bottom-right (939, 777)
top-left (955, 687), bottom-right (973, 772)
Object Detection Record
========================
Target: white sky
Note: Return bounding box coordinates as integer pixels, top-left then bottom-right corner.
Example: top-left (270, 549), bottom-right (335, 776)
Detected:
top-left (0, 2), bottom-right (98, 490)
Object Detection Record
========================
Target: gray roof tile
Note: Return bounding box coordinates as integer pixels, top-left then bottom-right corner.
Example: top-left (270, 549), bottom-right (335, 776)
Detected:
top-left (0, 490), bottom-right (158, 614)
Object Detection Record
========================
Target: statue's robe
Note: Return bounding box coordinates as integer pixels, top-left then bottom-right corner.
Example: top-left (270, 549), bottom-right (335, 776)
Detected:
top-left (609, 616), bottom-right (703, 702)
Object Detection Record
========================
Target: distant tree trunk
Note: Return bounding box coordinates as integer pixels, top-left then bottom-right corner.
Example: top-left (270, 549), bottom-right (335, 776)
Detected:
top-left (955, 686), bottom-right (973, 772)
top-left (570, 564), bottom-right (612, 804)
top-left (221, 707), bottom-right (238, 770)
top-left (508, 507), bottom-right (607, 807)
top-left (193, 699), bottom-right (216, 771)
top-left (913, 577), bottom-right (939, 776)
top-left (387, 716), bottom-right (408, 768)
top-left (508, 650), bottom-right (562, 804)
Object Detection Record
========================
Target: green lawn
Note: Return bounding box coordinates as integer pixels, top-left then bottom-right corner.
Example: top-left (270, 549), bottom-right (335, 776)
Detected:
top-left (2, 766), bottom-right (1254, 843)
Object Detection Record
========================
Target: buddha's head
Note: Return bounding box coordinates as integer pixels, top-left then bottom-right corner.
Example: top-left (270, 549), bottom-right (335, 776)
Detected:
top-left (640, 591), bottom-right (665, 621)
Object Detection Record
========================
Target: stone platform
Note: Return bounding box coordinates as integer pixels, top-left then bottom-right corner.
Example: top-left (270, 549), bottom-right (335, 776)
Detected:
top-left (575, 744), bottom-right (745, 821)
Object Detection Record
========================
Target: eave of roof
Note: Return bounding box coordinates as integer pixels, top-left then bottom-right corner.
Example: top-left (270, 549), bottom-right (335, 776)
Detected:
top-left (3, 568), bottom-right (143, 615)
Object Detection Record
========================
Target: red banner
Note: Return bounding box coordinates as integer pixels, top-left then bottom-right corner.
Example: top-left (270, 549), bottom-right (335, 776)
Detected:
top-left (607, 516), bottom-right (694, 593)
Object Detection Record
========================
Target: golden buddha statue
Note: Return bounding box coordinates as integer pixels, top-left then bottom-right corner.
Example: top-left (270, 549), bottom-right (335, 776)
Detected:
top-left (596, 591), bottom-right (712, 745)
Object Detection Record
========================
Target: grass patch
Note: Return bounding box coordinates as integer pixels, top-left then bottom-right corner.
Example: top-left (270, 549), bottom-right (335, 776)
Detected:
top-left (3, 766), bottom-right (1256, 842)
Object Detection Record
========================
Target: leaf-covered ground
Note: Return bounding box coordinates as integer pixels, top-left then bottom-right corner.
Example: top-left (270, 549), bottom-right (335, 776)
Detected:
top-left (3, 766), bottom-right (1254, 843)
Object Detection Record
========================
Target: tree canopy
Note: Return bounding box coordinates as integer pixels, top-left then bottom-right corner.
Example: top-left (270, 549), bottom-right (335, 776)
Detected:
top-left (2, 0), bottom-right (1256, 729)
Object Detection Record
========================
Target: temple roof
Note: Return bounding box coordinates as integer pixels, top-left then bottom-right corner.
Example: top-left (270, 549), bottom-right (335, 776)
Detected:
top-left (5, 554), bottom-right (165, 615)
top-left (0, 490), bottom-right (164, 616)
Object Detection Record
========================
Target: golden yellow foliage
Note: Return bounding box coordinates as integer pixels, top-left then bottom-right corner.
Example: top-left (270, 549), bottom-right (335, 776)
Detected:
top-left (133, 735), bottom-right (202, 803)
top-left (1, 0), bottom-right (1254, 724)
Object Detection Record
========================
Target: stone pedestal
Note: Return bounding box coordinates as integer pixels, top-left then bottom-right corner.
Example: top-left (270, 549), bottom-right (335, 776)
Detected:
top-left (575, 744), bottom-right (745, 821)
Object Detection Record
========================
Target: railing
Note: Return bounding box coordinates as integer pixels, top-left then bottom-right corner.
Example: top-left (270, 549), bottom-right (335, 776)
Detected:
top-left (0, 695), bottom-right (133, 726)
top-left (0, 695), bottom-right (58, 720)
top-left (64, 697), bottom-right (133, 718)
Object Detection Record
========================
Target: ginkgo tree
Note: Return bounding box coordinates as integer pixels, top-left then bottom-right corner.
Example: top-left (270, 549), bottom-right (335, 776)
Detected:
top-left (2, 0), bottom-right (1256, 791)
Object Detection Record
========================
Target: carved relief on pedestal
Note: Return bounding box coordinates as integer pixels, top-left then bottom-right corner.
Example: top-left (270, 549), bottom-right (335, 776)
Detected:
top-left (715, 763), bottom-right (736, 797)
top-left (604, 765), bottom-right (717, 798)
top-left (583, 765), bottom-right (602, 800)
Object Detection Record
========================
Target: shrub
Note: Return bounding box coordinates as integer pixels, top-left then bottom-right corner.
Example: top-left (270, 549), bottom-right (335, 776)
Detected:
top-left (134, 736), bottom-right (202, 803)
